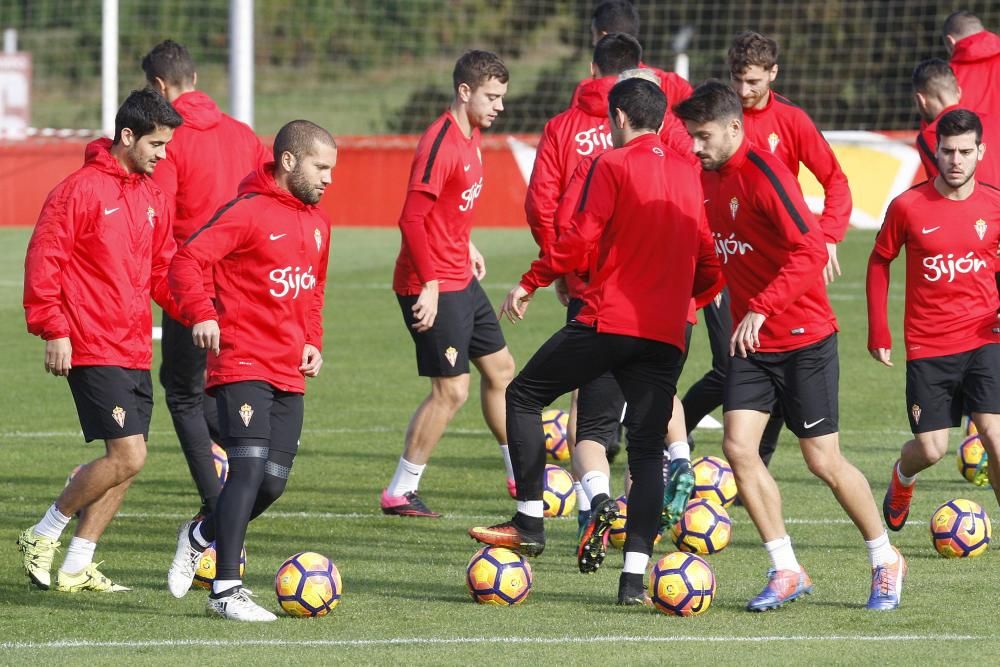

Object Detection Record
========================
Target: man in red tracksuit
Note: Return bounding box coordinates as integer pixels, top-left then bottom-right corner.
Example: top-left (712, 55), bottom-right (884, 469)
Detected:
top-left (675, 81), bottom-right (905, 613)
top-left (166, 121), bottom-right (335, 622)
top-left (142, 39), bottom-right (270, 522)
top-left (19, 89), bottom-right (183, 593)
top-left (470, 78), bottom-right (720, 606)
top-left (945, 10), bottom-right (1000, 119)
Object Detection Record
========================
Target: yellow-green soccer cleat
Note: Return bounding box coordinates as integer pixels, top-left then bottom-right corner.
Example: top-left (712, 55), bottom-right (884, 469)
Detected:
top-left (55, 562), bottom-right (131, 592)
top-left (17, 528), bottom-right (60, 590)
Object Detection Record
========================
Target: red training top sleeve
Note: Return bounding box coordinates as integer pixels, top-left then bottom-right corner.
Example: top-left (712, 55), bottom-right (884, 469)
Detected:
top-left (23, 182), bottom-right (80, 340)
top-left (150, 195), bottom-right (185, 323)
top-left (794, 118), bottom-right (852, 243)
top-left (524, 120), bottom-right (563, 256)
top-left (692, 210), bottom-right (724, 307)
top-left (866, 199), bottom-right (906, 352)
top-left (306, 220), bottom-right (331, 351)
top-left (397, 190), bottom-right (438, 285)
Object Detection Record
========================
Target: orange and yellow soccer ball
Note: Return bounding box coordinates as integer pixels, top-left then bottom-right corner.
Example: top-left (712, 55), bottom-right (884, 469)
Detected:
top-left (193, 543), bottom-right (247, 589)
top-left (930, 498), bottom-right (991, 558)
top-left (957, 435), bottom-right (990, 486)
top-left (608, 495), bottom-right (661, 549)
top-left (542, 408), bottom-right (570, 462)
top-left (466, 546), bottom-right (532, 605)
top-left (211, 443), bottom-right (229, 485)
top-left (542, 464), bottom-right (576, 518)
top-left (671, 498), bottom-right (732, 555)
top-left (275, 551), bottom-right (342, 617)
top-left (691, 456), bottom-right (738, 508)
top-left (649, 551), bottom-right (716, 616)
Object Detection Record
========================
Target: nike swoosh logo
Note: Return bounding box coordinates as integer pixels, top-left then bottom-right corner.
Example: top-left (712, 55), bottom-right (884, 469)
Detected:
top-left (921, 226), bottom-right (940, 234)
top-left (803, 418), bottom-right (825, 429)
top-left (269, 233), bottom-right (287, 241)
top-left (463, 164), bottom-right (471, 172)
top-left (104, 207), bottom-right (119, 215)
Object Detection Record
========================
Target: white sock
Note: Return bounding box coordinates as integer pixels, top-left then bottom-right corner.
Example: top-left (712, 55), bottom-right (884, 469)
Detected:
top-left (191, 521), bottom-right (210, 549)
top-left (498, 444), bottom-right (515, 480)
top-left (387, 457), bottom-right (425, 497)
top-left (667, 441), bottom-right (691, 462)
top-left (34, 503), bottom-right (73, 541)
top-left (580, 471), bottom-right (611, 501)
top-left (865, 531), bottom-right (898, 567)
top-left (212, 579), bottom-right (242, 595)
top-left (516, 500), bottom-right (544, 518)
top-left (764, 535), bottom-right (800, 572)
top-left (896, 462), bottom-right (917, 487)
top-left (574, 481), bottom-right (591, 511)
top-left (623, 551), bottom-right (650, 575)
top-left (60, 537), bottom-right (96, 573)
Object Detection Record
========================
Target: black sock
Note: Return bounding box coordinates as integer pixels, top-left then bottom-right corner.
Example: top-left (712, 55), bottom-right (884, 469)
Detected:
top-left (209, 584), bottom-right (241, 599)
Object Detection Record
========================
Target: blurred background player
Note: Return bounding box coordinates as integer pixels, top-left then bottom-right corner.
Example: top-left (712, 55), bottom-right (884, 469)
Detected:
top-left (470, 78), bottom-right (719, 606)
top-left (911, 58), bottom-right (1000, 185)
top-left (944, 10), bottom-right (1000, 118)
top-left (166, 120), bottom-right (335, 622)
top-left (675, 81), bottom-right (904, 613)
top-left (382, 51), bottom-right (516, 517)
top-left (19, 89), bottom-right (183, 593)
top-left (142, 39), bottom-right (269, 521)
top-left (868, 108), bottom-right (1000, 530)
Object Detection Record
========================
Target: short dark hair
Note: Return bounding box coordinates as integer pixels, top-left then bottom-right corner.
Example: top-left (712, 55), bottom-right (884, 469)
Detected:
top-left (592, 1), bottom-right (640, 37)
top-left (937, 108), bottom-right (983, 144)
top-left (943, 10), bottom-right (983, 39)
top-left (592, 33), bottom-right (642, 76)
top-left (273, 119), bottom-right (336, 163)
top-left (728, 31), bottom-right (778, 74)
top-left (912, 58), bottom-right (958, 95)
top-left (673, 80), bottom-right (744, 125)
top-left (113, 88), bottom-right (183, 144)
top-left (141, 39), bottom-right (196, 88)
top-left (453, 50), bottom-right (509, 93)
top-left (608, 78), bottom-right (665, 132)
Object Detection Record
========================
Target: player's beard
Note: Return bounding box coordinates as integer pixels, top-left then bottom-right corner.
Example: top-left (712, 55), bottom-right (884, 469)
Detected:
top-left (125, 142), bottom-right (157, 175)
top-left (288, 166), bottom-right (321, 205)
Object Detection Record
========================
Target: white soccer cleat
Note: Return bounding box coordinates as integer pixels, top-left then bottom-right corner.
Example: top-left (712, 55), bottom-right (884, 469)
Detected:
top-left (167, 520), bottom-right (203, 598)
top-left (206, 587), bottom-right (277, 622)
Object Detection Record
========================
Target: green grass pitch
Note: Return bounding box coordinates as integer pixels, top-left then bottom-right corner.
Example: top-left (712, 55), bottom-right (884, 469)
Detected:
top-left (1, 226), bottom-right (999, 664)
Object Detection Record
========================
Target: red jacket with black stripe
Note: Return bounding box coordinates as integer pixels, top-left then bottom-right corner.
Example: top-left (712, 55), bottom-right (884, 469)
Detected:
top-left (168, 164), bottom-right (331, 393)
top-left (24, 138), bottom-right (181, 369)
top-left (701, 137), bottom-right (837, 352)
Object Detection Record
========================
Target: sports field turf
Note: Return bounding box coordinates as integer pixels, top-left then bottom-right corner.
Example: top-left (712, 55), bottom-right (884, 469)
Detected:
top-left (1, 226), bottom-right (999, 665)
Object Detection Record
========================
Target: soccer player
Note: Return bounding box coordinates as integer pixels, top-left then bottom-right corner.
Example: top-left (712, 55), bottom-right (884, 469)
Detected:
top-left (912, 58), bottom-right (1000, 185)
top-left (382, 51), bottom-right (516, 517)
top-left (142, 39), bottom-right (269, 520)
top-left (469, 78), bottom-right (720, 605)
top-left (19, 89), bottom-right (183, 592)
top-left (944, 10), bottom-right (1000, 118)
top-left (166, 120), bottom-right (335, 621)
top-left (869, 108), bottom-right (1000, 528)
top-left (674, 81), bottom-right (906, 612)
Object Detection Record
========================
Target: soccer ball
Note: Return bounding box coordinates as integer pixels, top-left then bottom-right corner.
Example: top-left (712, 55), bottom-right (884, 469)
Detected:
top-left (466, 546), bottom-right (532, 605)
top-left (211, 443), bottom-right (229, 485)
top-left (965, 415), bottom-right (978, 437)
top-left (671, 498), bottom-right (732, 555)
top-left (649, 551), bottom-right (716, 616)
top-left (608, 495), bottom-right (661, 549)
top-left (957, 435), bottom-right (990, 486)
top-left (542, 464), bottom-right (576, 518)
top-left (691, 456), bottom-right (739, 508)
top-left (930, 498), bottom-right (991, 558)
top-left (192, 543), bottom-right (247, 589)
top-left (542, 408), bottom-right (570, 462)
top-left (275, 551), bottom-right (342, 617)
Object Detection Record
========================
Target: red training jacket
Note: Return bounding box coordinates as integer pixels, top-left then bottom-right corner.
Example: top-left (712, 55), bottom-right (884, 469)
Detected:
top-left (701, 138), bottom-right (837, 352)
top-left (520, 133), bottom-right (720, 349)
top-left (950, 30), bottom-right (1000, 119)
top-left (917, 104), bottom-right (1000, 185)
top-left (169, 164), bottom-right (331, 394)
top-left (24, 138), bottom-right (181, 369)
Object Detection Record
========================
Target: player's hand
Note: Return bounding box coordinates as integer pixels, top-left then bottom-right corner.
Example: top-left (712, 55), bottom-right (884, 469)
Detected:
top-left (300, 344), bottom-right (323, 377)
top-left (192, 319), bottom-right (221, 355)
top-left (870, 347), bottom-right (893, 367)
top-left (411, 280), bottom-right (439, 332)
top-left (553, 276), bottom-right (570, 307)
top-left (730, 310), bottom-right (765, 357)
top-left (824, 242), bottom-right (842, 285)
top-left (44, 337), bottom-right (72, 376)
top-left (470, 241), bottom-right (486, 280)
top-left (499, 284), bottom-right (534, 323)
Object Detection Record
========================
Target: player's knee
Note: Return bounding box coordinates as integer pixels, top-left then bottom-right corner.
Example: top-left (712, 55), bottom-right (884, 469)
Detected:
top-left (107, 442), bottom-right (146, 479)
top-left (803, 452), bottom-right (839, 484)
top-left (505, 377), bottom-right (543, 413)
top-left (491, 352), bottom-right (516, 387)
top-left (257, 473), bottom-right (288, 508)
top-left (433, 378), bottom-right (469, 410)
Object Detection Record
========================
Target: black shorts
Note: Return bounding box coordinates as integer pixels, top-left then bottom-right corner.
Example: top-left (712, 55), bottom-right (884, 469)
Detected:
top-left (566, 297), bottom-right (585, 324)
top-left (397, 279), bottom-right (507, 377)
top-left (724, 334), bottom-right (839, 439)
top-left (214, 381), bottom-right (304, 454)
top-left (67, 366), bottom-right (153, 442)
top-left (905, 344), bottom-right (1000, 433)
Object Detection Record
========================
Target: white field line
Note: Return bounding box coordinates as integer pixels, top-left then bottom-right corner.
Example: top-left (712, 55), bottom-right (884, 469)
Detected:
top-left (0, 635), bottom-right (982, 651)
